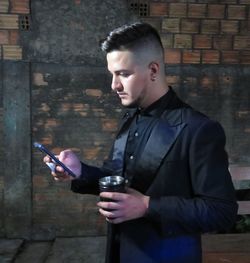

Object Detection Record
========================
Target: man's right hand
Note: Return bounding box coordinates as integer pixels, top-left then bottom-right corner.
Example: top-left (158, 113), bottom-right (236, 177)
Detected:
top-left (43, 149), bottom-right (82, 182)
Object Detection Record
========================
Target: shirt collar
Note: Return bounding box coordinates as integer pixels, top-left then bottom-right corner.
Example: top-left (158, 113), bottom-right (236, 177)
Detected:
top-left (138, 87), bottom-right (174, 117)
top-left (122, 87), bottom-right (175, 119)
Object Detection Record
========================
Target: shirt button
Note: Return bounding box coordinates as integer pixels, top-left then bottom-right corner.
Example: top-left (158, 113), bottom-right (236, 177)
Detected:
top-left (134, 132), bottom-right (139, 137)
top-left (129, 155), bottom-right (134, 160)
top-left (125, 179), bottom-right (129, 184)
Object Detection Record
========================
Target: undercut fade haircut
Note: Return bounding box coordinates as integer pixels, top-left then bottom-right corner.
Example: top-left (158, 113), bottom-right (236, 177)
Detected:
top-left (100, 22), bottom-right (164, 56)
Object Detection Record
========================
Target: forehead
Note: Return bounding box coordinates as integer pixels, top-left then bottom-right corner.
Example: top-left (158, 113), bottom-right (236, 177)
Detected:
top-left (106, 50), bottom-right (138, 72)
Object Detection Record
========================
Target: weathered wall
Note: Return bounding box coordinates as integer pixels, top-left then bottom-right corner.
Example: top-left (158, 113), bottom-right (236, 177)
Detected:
top-left (22, 0), bottom-right (132, 65)
top-left (0, 0), bottom-right (250, 240)
top-left (0, 60), bottom-right (3, 237)
top-left (31, 64), bottom-right (122, 239)
top-left (2, 61), bottom-right (31, 239)
top-left (166, 65), bottom-right (250, 164)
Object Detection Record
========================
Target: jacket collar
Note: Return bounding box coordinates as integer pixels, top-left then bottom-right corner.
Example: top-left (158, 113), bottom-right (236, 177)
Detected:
top-left (122, 86), bottom-right (188, 120)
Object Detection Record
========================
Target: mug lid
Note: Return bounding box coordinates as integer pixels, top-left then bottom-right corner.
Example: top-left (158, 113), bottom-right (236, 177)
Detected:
top-left (99, 175), bottom-right (124, 186)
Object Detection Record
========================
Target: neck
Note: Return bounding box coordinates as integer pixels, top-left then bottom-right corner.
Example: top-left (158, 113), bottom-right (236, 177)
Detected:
top-left (140, 80), bottom-right (169, 109)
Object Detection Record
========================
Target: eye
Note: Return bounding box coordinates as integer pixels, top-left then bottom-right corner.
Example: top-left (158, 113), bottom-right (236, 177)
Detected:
top-left (119, 71), bottom-right (130, 77)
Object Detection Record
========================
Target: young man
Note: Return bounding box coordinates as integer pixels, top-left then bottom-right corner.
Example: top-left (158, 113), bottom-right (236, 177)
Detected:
top-left (44, 22), bottom-right (238, 263)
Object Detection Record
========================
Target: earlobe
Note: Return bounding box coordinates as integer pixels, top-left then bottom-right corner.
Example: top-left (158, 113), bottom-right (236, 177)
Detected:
top-left (149, 62), bottom-right (159, 81)
top-left (151, 75), bottom-right (156, 81)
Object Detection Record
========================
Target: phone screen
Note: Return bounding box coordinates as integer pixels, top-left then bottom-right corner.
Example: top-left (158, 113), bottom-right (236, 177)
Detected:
top-left (33, 142), bottom-right (76, 178)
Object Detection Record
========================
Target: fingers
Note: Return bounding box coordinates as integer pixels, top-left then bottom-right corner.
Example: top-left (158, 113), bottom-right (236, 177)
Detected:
top-left (97, 200), bottom-right (120, 211)
top-left (99, 191), bottom-right (126, 202)
top-left (43, 155), bottom-right (51, 163)
top-left (43, 150), bottom-right (66, 164)
top-left (97, 194), bottom-right (126, 224)
top-left (98, 189), bottom-right (149, 224)
top-left (98, 207), bottom-right (123, 224)
top-left (52, 170), bottom-right (71, 182)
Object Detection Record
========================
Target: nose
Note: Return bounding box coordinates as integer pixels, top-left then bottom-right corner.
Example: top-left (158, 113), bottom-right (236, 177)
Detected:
top-left (111, 75), bottom-right (122, 91)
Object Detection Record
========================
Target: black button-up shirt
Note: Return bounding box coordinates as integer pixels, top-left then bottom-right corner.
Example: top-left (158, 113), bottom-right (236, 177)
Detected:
top-left (124, 90), bottom-right (172, 186)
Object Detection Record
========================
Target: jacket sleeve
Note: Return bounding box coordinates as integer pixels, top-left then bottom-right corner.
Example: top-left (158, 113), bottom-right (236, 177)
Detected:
top-left (71, 152), bottom-right (114, 195)
top-left (145, 120), bottom-right (238, 236)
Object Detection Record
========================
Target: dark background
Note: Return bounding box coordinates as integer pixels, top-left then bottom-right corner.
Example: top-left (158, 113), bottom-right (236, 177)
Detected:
top-left (0, 0), bottom-right (249, 240)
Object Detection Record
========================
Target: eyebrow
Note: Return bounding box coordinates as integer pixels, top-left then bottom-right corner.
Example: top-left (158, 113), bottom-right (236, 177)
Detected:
top-left (108, 69), bottom-right (131, 75)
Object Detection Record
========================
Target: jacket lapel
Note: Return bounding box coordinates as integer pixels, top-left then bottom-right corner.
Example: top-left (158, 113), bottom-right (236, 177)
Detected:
top-left (132, 109), bottom-right (186, 192)
top-left (111, 110), bottom-right (137, 176)
top-left (136, 119), bottom-right (186, 175)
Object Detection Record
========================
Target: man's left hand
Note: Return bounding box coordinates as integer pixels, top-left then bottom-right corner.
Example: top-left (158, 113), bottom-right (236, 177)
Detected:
top-left (97, 187), bottom-right (149, 224)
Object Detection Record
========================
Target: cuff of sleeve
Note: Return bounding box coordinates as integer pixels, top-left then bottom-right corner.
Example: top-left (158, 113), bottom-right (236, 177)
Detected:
top-left (144, 196), bottom-right (183, 236)
top-left (144, 197), bottom-right (161, 222)
top-left (79, 162), bottom-right (88, 181)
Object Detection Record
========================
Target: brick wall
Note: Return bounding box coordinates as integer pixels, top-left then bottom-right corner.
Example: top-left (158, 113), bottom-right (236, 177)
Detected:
top-left (31, 64), bottom-right (121, 238)
top-left (0, 60), bottom-right (3, 236)
top-left (0, 0), bottom-right (30, 60)
top-left (0, 0), bottom-right (250, 239)
top-left (1, 0), bottom-right (249, 59)
top-left (146, 0), bottom-right (250, 65)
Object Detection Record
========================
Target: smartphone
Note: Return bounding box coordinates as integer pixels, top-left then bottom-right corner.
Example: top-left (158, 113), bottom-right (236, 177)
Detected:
top-left (33, 142), bottom-right (76, 178)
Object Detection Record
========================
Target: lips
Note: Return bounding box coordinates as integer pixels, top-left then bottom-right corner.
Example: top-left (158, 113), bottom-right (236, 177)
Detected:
top-left (117, 92), bottom-right (127, 98)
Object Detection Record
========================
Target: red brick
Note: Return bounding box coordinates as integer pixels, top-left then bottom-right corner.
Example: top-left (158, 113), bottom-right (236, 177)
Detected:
top-left (0, 30), bottom-right (9, 44)
top-left (201, 76), bottom-right (215, 90)
top-left (183, 50), bottom-right (201, 64)
top-left (221, 51), bottom-right (239, 64)
top-left (85, 89), bottom-right (103, 97)
top-left (208, 4), bottom-right (225, 19)
top-left (9, 30), bottom-right (19, 45)
top-left (194, 35), bottom-right (212, 49)
top-left (213, 36), bottom-right (232, 50)
top-left (75, 0), bottom-right (81, 4)
top-left (73, 103), bottom-right (85, 114)
top-left (10, 0), bottom-right (30, 14)
top-left (221, 20), bottom-right (239, 34)
top-left (240, 21), bottom-right (250, 34)
top-left (227, 5), bottom-right (247, 20)
top-left (234, 36), bottom-right (250, 50)
top-left (229, 166), bottom-right (250, 180)
top-left (0, 14), bottom-right (19, 29)
top-left (201, 20), bottom-right (220, 34)
top-left (181, 19), bottom-right (200, 33)
top-left (162, 18), bottom-right (180, 33)
top-left (174, 34), bottom-right (192, 49)
top-left (44, 119), bottom-right (59, 129)
top-left (0, 0), bottom-right (9, 13)
top-left (240, 51), bottom-right (250, 64)
top-left (143, 18), bottom-right (162, 33)
top-left (102, 118), bottom-right (118, 132)
top-left (188, 4), bottom-right (207, 18)
top-left (220, 0), bottom-right (237, 3)
top-left (83, 147), bottom-right (100, 160)
top-left (33, 73), bottom-right (49, 86)
top-left (166, 75), bottom-right (181, 87)
top-left (2, 44), bottom-right (22, 60)
top-left (169, 3), bottom-right (187, 17)
top-left (202, 50), bottom-right (220, 64)
top-left (150, 3), bottom-right (168, 16)
top-left (161, 34), bottom-right (173, 48)
top-left (164, 49), bottom-right (181, 64)
top-left (33, 176), bottom-right (50, 188)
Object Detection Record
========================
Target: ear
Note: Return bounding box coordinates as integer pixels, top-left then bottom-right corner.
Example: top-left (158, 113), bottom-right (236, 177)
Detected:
top-left (149, 62), bottom-right (160, 81)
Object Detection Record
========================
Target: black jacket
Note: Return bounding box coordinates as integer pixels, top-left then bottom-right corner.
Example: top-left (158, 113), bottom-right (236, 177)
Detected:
top-left (71, 88), bottom-right (238, 263)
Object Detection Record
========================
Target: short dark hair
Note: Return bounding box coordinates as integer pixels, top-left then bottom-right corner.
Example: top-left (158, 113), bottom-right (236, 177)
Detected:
top-left (100, 22), bottom-right (163, 54)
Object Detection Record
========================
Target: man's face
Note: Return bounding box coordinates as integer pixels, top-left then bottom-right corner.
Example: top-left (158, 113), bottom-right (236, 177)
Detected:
top-left (107, 50), bottom-right (151, 108)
